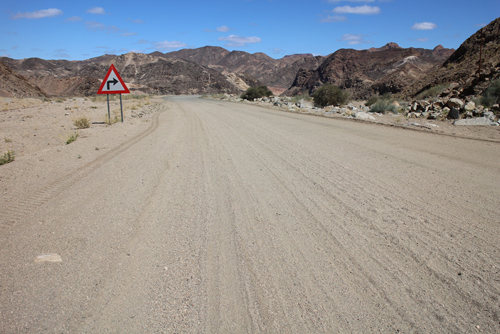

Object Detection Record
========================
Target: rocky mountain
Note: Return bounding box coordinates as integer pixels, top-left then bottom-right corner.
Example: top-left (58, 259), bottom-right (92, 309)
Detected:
top-left (1, 52), bottom-right (257, 96)
top-left (404, 17), bottom-right (500, 98)
top-left (156, 46), bottom-right (230, 67)
top-left (157, 47), bottom-right (325, 91)
top-left (0, 60), bottom-right (47, 98)
top-left (284, 43), bottom-right (455, 99)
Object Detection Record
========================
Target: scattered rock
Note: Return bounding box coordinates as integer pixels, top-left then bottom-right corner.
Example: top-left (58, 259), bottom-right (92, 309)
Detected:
top-left (464, 101), bottom-right (476, 111)
top-left (446, 98), bottom-right (464, 109)
top-left (447, 107), bottom-right (460, 120)
top-left (454, 117), bottom-right (497, 126)
top-left (353, 112), bottom-right (376, 120)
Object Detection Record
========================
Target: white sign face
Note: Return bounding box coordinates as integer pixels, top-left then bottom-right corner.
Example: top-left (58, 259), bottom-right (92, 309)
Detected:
top-left (101, 69), bottom-right (126, 92)
top-left (97, 64), bottom-right (130, 94)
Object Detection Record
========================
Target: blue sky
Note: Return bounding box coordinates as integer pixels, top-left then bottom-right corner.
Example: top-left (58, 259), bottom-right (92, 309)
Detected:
top-left (1, 0), bottom-right (498, 60)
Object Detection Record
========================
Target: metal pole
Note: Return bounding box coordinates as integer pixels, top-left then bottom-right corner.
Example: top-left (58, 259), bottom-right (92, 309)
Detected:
top-left (107, 94), bottom-right (110, 124)
top-left (120, 94), bottom-right (123, 122)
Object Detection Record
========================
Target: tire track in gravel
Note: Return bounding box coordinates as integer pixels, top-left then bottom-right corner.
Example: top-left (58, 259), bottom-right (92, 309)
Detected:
top-left (0, 103), bottom-right (165, 229)
top-left (190, 97), bottom-right (499, 332)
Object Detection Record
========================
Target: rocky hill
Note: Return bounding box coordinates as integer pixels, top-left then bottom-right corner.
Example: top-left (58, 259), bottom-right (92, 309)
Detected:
top-left (0, 60), bottom-right (47, 98)
top-left (158, 47), bottom-right (325, 91)
top-left (156, 46), bottom-right (230, 67)
top-left (404, 17), bottom-right (500, 99)
top-left (1, 52), bottom-right (256, 96)
top-left (284, 43), bottom-right (454, 99)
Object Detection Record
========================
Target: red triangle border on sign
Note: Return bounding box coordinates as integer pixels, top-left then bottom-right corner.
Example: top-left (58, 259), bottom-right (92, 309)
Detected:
top-left (97, 64), bottom-right (130, 94)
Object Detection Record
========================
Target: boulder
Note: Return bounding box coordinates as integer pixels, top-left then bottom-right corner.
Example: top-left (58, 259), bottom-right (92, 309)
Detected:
top-left (464, 101), bottom-right (476, 111)
top-left (447, 107), bottom-right (460, 120)
top-left (297, 99), bottom-right (314, 109)
top-left (353, 112), bottom-right (376, 120)
top-left (446, 98), bottom-right (464, 109)
top-left (483, 111), bottom-right (496, 120)
top-left (432, 101), bottom-right (445, 109)
top-left (454, 117), bottom-right (497, 126)
top-left (427, 112), bottom-right (441, 120)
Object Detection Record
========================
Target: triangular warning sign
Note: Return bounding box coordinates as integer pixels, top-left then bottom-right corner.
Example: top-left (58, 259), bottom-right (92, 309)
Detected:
top-left (97, 64), bottom-right (130, 94)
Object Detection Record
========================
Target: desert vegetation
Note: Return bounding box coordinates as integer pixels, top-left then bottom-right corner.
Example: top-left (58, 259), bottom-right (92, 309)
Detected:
top-left (241, 86), bottom-right (273, 101)
top-left (73, 115), bottom-right (91, 129)
top-left (0, 150), bottom-right (15, 165)
top-left (66, 132), bottom-right (79, 145)
top-left (312, 85), bottom-right (350, 107)
top-left (480, 79), bottom-right (500, 107)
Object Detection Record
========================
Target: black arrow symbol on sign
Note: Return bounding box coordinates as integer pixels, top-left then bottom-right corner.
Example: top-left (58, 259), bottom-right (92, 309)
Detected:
top-left (107, 78), bottom-right (118, 90)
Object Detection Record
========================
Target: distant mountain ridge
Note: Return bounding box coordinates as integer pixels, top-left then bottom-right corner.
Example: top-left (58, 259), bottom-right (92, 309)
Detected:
top-left (0, 37), bottom-right (473, 99)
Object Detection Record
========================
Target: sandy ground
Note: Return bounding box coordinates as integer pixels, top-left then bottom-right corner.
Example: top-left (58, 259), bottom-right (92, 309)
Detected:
top-left (0, 95), bottom-right (499, 333)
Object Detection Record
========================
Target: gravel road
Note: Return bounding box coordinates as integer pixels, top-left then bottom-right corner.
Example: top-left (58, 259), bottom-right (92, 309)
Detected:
top-left (1, 95), bottom-right (499, 333)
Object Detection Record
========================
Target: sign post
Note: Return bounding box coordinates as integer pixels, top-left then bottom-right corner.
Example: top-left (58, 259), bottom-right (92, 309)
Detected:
top-left (97, 64), bottom-right (130, 123)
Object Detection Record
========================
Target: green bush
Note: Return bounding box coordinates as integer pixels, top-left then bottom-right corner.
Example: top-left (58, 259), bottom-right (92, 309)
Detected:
top-left (241, 86), bottom-right (273, 101)
top-left (66, 132), bottom-right (79, 145)
top-left (0, 150), bottom-right (15, 165)
top-left (481, 79), bottom-right (500, 107)
top-left (365, 96), bottom-right (378, 107)
top-left (312, 84), bottom-right (350, 107)
top-left (370, 100), bottom-right (398, 114)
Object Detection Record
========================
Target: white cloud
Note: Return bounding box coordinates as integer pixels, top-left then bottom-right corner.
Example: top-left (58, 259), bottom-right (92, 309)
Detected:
top-left (474, 23), bottom-right (487, 27)
top-left (333, 5), bottom-right (381, 14)
top-left (153, 40), bottom-right (188, 51)
top-left (87, 7), bottom-right (106, 15)
top-left (272, 48), bottom-right (284, 54)
top-left (217, 25), bottom-right (230, 32)
top-left (66, 16), bottom-right (82, 22)
top-left (85, 21), bottom-right (120, 33)
top-left (218, 35), bottom-right (262, 47)
top-left (417, 38), bottom-right (428, 42)
top-left (411, 22), bottom-right (437, 30)
top-left (121, 32), bottom-right (138, 36)
top-left (322, 15), bottom-right (348, 23)
top-left (11, 8), bottom-right (63, 19)
top-left (338, 33), bottom-right (372, 45)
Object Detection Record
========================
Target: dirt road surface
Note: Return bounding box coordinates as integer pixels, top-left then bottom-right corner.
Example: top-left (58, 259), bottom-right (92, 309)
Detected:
top-left (1, 95), bottom-right (499, 333)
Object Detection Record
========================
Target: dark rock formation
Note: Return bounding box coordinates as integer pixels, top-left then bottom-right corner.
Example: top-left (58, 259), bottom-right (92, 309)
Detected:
top-left (0, 60), bottom-right (47, 97)
top-left (284, 43), bottom-right (454, 99)
top-left (404, 17), bottom-right (500, 98)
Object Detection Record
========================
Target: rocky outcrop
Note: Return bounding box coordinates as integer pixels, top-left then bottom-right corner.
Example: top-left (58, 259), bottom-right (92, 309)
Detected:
top-left (404, 17), bottom-right (500, 99)
top-left (284, 43), bottom-right (456, 99)
top-left (0, 60), bottom-right (47, 97)
top-left (283, 43), bottom-right (455, 99)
